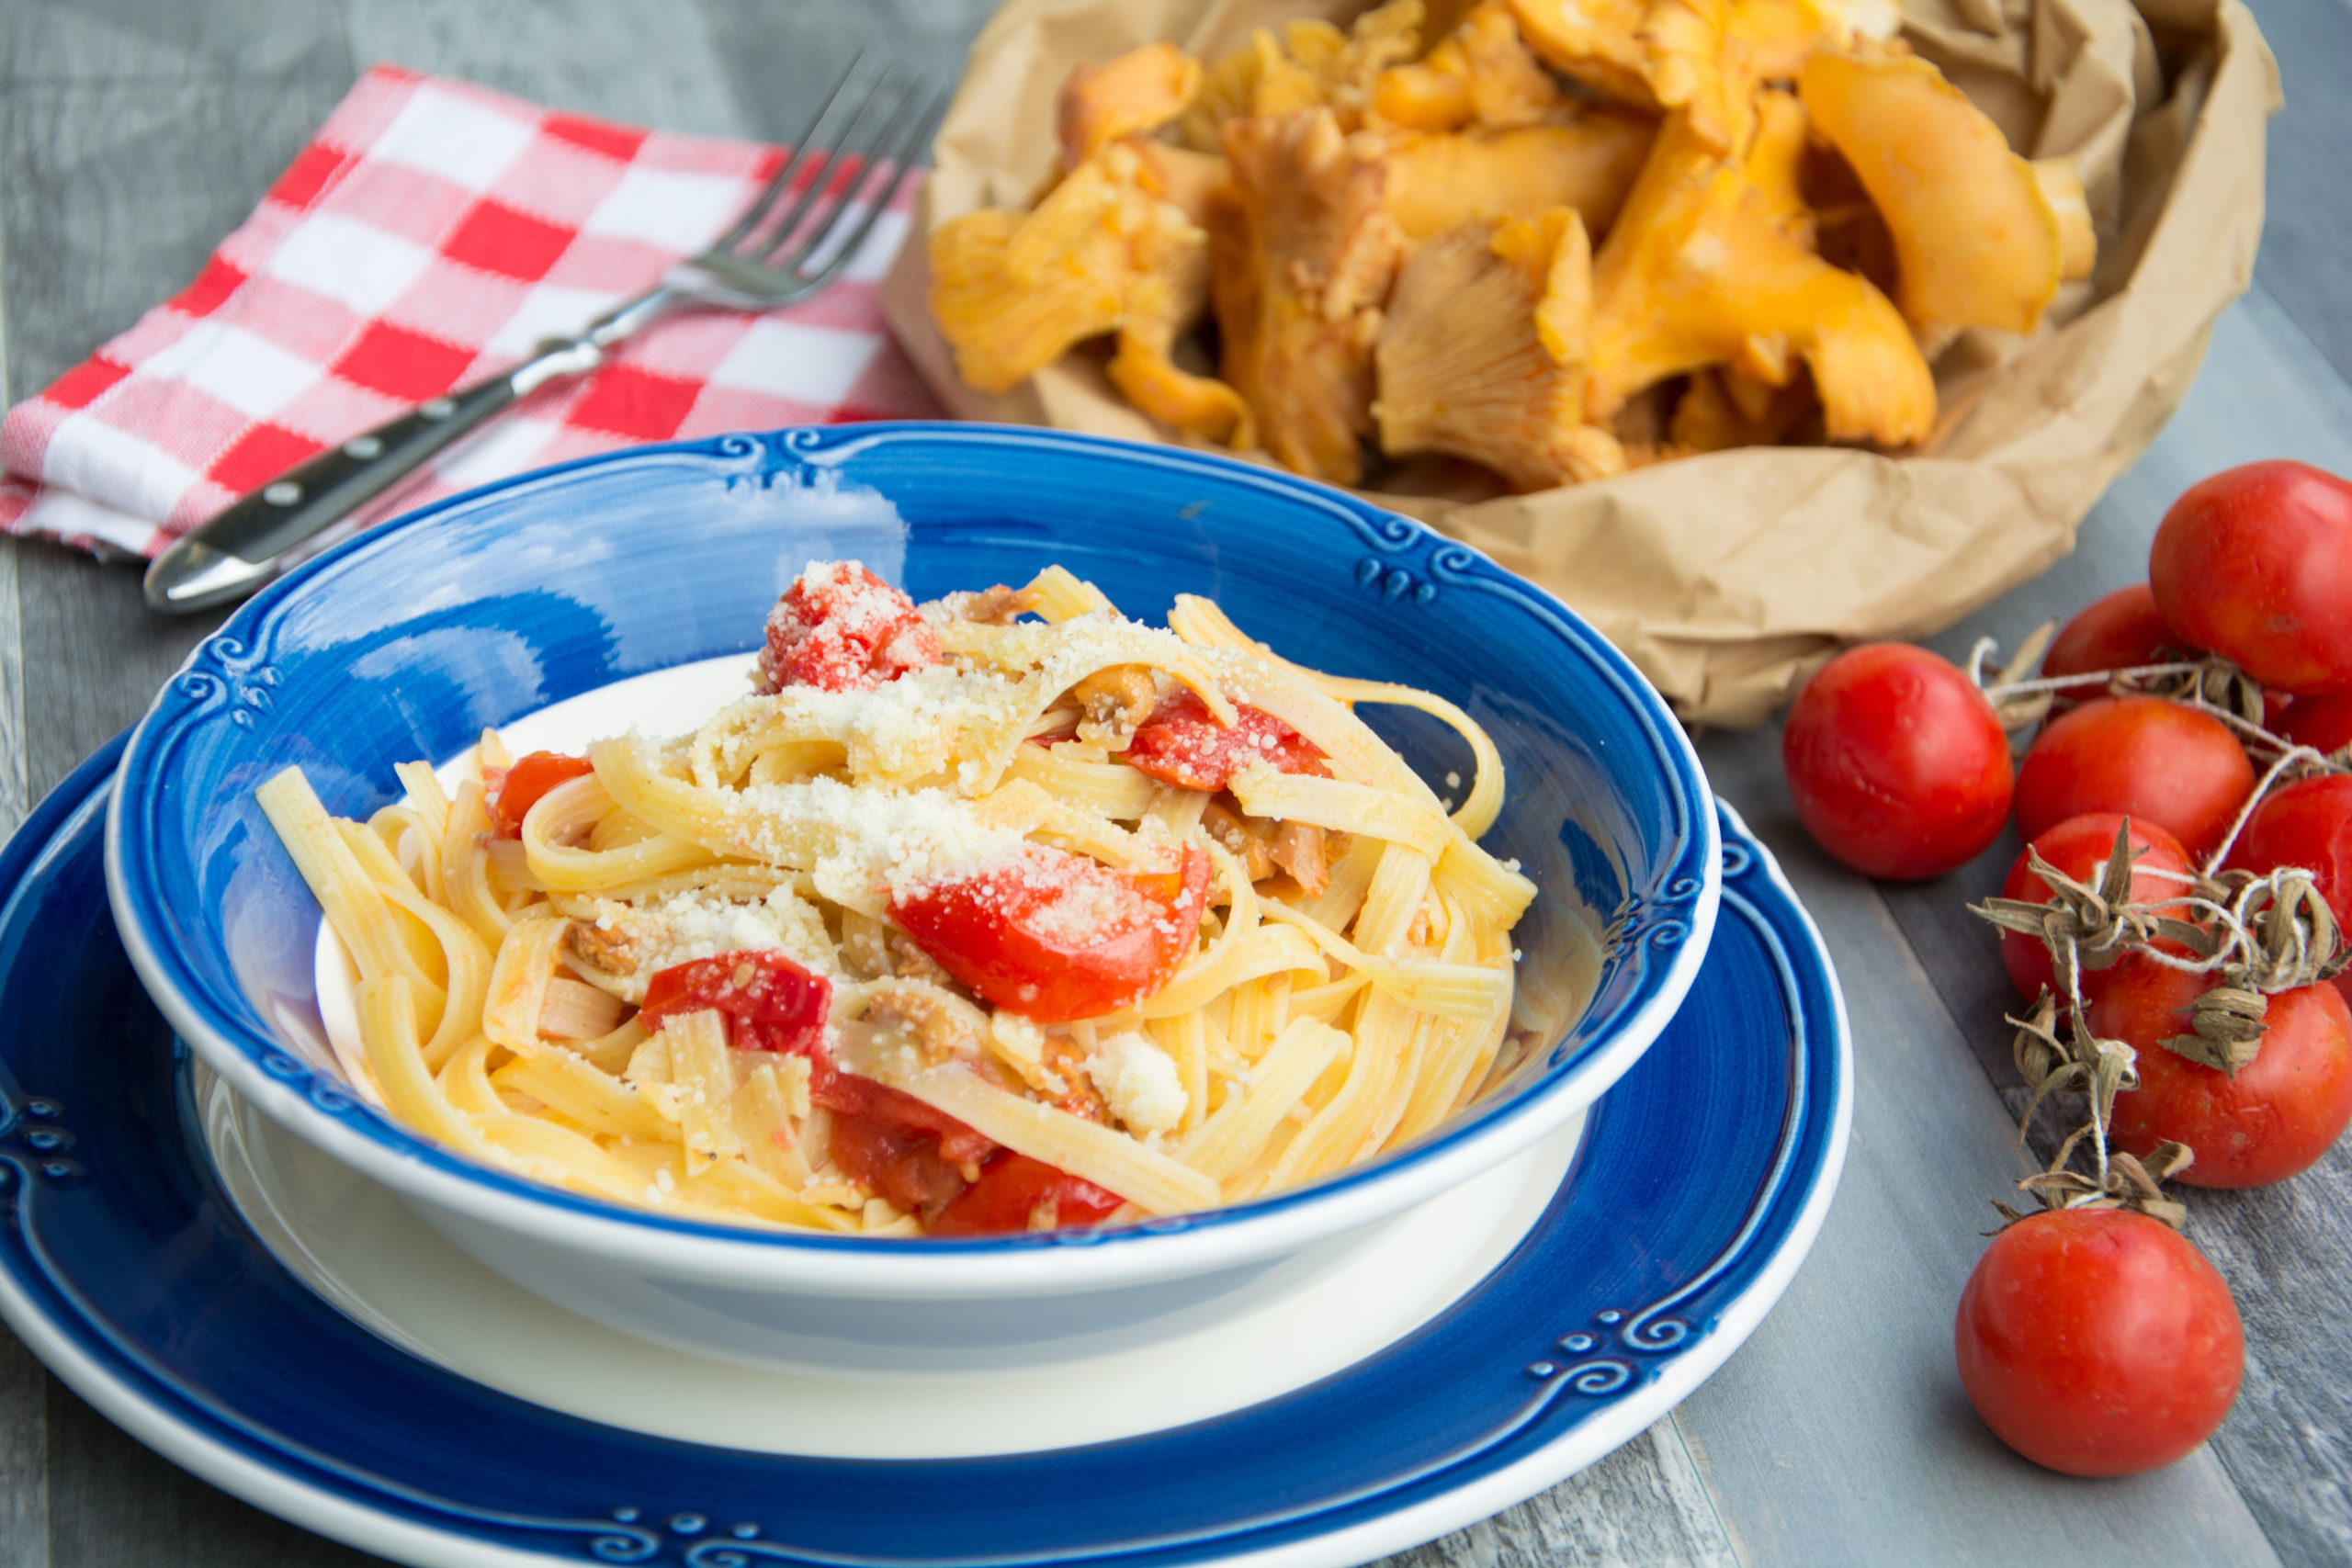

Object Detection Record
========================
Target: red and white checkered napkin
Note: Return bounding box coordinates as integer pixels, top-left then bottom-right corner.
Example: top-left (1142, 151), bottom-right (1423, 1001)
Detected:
top-left (0, 65), bottom-right (940, 559)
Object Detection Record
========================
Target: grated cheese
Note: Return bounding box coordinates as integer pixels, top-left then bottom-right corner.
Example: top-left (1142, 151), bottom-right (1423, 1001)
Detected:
top-left (1086, 1031), bottom-right (1187, 1135)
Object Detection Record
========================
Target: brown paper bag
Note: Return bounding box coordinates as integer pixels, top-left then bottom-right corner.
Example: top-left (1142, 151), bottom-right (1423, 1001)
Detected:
top-left (881, 0), bottom-right (2279, 724)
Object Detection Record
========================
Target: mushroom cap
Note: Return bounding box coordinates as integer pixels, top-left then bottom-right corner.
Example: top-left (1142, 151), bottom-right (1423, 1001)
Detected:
top-left (1798, 51), bottom-right (2064, 333)
top-left (1211, 108), bottom-right (1406, 484)
top-left (1503, 0), bottom-right (1659, 106)
top-left (930, 144), bottom-right (1242, 409)
top-left (1384, 115), bottom-right (1656, 241)
top-left (1058, 42), bottom-right (1202, 169)
top-left (1587, 107), bottom-right (1935, 446)
top-left (1374, 210), bottom-right (1627, 491)
top-left (1372, 1), bottom-right (1561, 132)
top-left (1182, 3), bottom-right (1426, 148)
top-left (929, 176), bottom-right (1128, 396)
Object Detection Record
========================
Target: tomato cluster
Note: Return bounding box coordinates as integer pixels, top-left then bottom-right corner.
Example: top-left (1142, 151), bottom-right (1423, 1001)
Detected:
top-left (1783, 463), bottom-right (2352, 1478)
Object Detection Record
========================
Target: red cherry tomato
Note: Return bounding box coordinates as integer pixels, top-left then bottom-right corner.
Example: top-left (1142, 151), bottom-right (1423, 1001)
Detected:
top-left (2090, 951), bottom-right (2352, 1187)
top-left (889, 845), bottom-right (1210, 1021)
top-left (1124, 691), bottom-right (1329, 792)
top-left (928, 1153), bottom-right (1125, 1236)
top-left (638, 949), bottom-right (832, 1060)
top-left (2280, 690), bottom-right (2352, 757)
top-left (2150, 461), bottom-right (2352, 694)
top-left (1955, 1207), bottom-right (2242, 1476)
top-left (2042, 584), bottom-right (2194, 704)
top-left (758, 561), bottom-right (942, 693)
top-left (2224, 774), bottom-right (2352, 1009)
top-left (1781, 644), bottom-right (2014, 880)
top-left (1998, 813), bottom-right (2194, 1003)
top-left (2014, 696), bottom-right (2255, 862)
top-left (491, 751), bottom-right (595, 838)
top-left (819, 1071), bottom-right (998, 1218)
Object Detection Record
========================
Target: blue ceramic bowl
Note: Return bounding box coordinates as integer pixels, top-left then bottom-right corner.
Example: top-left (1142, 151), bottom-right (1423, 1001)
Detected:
top-left (106, 424), bottom-right (1717, 1363)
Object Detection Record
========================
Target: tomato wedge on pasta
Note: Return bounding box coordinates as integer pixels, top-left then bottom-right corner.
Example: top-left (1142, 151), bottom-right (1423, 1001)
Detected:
top-left (888, 845), bottom-right (1209, 1022)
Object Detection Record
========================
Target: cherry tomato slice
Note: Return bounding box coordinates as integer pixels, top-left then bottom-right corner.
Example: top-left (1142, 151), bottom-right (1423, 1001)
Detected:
top-left (889, 845), bottom-right (1210, 1021)
top-left (928, 1153), bottom-right (1125, 1236)
top-left (1781, 643), bottom-right (2013, 880)
top-left (759, 561), bottom-right (942, 694)
top-left (1955, 1208), bottom-right (2242, 1476)
top-left (2041, 584), bottom-right (2193, 704)
top-left (2224, 773), bottom-right (2352, 1010)
top-left (827, 1107), bottom-right (972, 1218)
top-left (639, 949), bottom-right (831, 1060)
top-left (2091, 951), bottom-right (2352, 1187)
top-left (820, 1072), bottom-right (1000, 1218)
top-left (491, 751), bottom-right (595, 838)
top-left (2150, 460), bottom-right (2352, 694)
top-left (2014, 696), bottom-right (2255, 861)
top-left (1124, 691), bottom-right (1329, 792)
top-left (813, 1069), bottom-right (996, 1168)
top-left (1998, 813), bottom-right (2194, 1003)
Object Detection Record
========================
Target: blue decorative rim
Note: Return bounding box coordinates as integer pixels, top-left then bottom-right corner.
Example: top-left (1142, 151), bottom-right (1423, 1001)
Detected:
top-left (104, 424), bottom-right (1722, 1268)
top-left (6, 739), bottom-right (1840, 1568)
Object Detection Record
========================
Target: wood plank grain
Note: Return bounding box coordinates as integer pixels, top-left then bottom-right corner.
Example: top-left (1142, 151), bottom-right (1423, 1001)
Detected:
top-left (0, 57), bottom-right (353, 414)
top-left (2245, 0), bottom-right (2352, 387)
top-left (1674, 726), bottom-right (2280, 1568)
top-left (0, 541), bottom-right (28, 845)
top-left (1388, 1422), bottom-right (1738, 1568)
top-left (693, 0), bottom-right (1007, 145)
top-left (339, 0), bottom-right (740, 136)
top-left (45, 1376), bottom-right (387, 1568)
top-left (1871, 286), bottom-right (2352, 1568)
top-left (0, 1330), bottom-right (49, 1568)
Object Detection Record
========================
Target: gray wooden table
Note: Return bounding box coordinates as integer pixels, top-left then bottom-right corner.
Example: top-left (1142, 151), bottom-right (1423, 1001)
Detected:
top-left (4, 0), bottom-right (2351, 1562)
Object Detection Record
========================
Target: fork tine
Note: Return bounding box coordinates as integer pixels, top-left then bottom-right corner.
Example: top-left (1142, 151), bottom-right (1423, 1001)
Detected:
top-left (752, 65), bottom-right (922, 267)
top-left (708, 52), bottom-right (872, 254)
top-left (783, 78), bottom-right (951, 294)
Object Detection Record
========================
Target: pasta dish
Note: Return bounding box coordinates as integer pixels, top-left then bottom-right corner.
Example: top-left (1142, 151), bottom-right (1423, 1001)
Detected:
top-left (260, 561), bottom-right (1538, 1237)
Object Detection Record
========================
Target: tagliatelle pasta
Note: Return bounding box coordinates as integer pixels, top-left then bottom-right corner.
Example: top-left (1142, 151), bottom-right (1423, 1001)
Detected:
top-left (259, 561), bottom-right (1542, 1238)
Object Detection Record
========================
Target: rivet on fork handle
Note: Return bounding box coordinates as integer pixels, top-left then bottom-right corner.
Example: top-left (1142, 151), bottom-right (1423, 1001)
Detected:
top-left (142, 372), bottom-right (528, 613)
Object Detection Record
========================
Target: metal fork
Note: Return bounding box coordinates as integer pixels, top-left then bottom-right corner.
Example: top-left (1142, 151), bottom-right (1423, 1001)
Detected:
top-left (145, 58), bottom-right (949, 614)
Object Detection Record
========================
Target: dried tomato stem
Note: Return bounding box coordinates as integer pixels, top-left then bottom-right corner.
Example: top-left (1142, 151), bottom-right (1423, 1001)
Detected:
top-left (2201, 742), bottom-right (2332, 874)
top-left (1976, 660), bottom-right (2208, 703)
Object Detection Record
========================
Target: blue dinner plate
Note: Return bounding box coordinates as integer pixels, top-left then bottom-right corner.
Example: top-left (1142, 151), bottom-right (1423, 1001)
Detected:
top-left (0, 734), bottom-right (1846, 1568)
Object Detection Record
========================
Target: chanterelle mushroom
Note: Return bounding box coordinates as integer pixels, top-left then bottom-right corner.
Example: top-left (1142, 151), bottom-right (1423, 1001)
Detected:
top-left (1586, 101), bottom-right (1935, 446)
top-left (1209, 108), bottom-right (1405, 484)
top-left (1108, 152), bottom-right (1256, 447)
top-left (1372, 1), bottom-right (1561, 131)
top-left (1383, 114), bottom-right (1656, 241)
top-left (929, 139), bottom-right (1252, 434)
top-left (1375, 209), bottom-right (1626, 491)
top-left (1503, 0), bottom-right (1657, 107)
top-left (926, 155), bottom-right (1136, 394)
top-left (1641, 0), bottom-right (1892, 152)
top-left (1798, 51), bottom-right (2074, 333)
top-left (1058, 42), bottom-right (1202, 168)
top-left (1181, 2), bottom-right (1424, 148)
